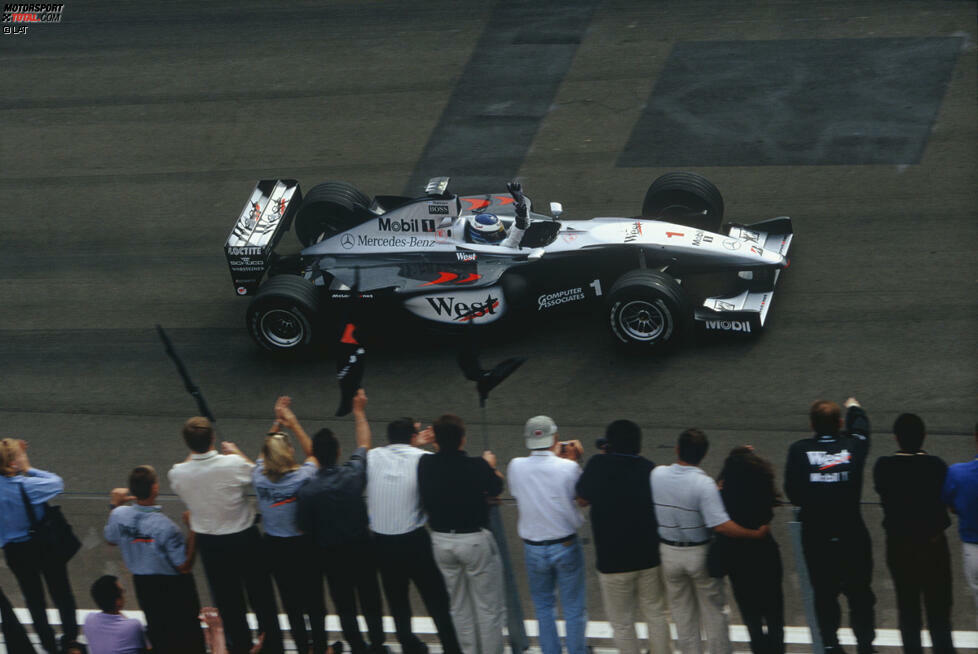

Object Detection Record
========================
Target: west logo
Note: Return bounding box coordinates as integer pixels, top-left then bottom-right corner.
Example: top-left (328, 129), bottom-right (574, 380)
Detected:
top-left (425, 294), bottom-right (499, 321)
top-left (379, 217), bottom-right (435, 233)
top-left (456, 252), bottom-right (476, 262)
top-left (806, 450), bottom-right (851, 470)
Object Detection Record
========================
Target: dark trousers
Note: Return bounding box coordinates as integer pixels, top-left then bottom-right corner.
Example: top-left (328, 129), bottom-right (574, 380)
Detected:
top-left (1, 584), bottom-right (36, 654)
top-left (133, 573), bottom-right (206, 654)
top-left (197, 526), bottom-right (283, 654)
top-left (802, 522), bottom-right (876, 653)
top-left (3, 539), bottom-right (77, 654)
top-left (374, 528), bottom-right (461, 654)
top-left (886, 532), bottom-right (956, 654)
top-left (319, 540), bottom-right (385, 654)
top-left (266, 534), bottom-right (328, 654)
top-left (727, 537), bottom-right (785, 654)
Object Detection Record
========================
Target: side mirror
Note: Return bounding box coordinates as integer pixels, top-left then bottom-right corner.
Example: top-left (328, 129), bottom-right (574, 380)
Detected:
top-left (549, 202), bottom-right (563, 219)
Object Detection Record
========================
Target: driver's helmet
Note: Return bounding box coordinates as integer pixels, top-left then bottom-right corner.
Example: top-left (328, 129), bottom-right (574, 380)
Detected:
top-left (466, 213), bottom-right (507, 244)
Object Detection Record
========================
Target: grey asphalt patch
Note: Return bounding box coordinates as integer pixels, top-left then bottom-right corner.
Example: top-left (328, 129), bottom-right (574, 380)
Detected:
top-left (404, 0), bottom-right (601, 195)
top-left (619, 37), bottom-right (963, 167)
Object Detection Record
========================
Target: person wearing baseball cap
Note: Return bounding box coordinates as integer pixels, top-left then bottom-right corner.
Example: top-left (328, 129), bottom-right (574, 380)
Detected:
top-left (507, 416), bottom-right (587, 654)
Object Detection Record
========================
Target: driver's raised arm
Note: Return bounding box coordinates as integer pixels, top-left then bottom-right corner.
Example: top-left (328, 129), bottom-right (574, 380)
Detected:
top-left (500, 180), bottom-right (529, 248)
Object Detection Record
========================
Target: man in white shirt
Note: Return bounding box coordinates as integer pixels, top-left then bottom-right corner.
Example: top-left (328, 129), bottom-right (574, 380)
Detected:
top-left (507, 416), bottom-right (587, 654)
top-left (651, 428), bottom-right (770, 654)
top-left (168, 416), bottom-right (283, 654)
top-left (367, 418), bottom-right (461, 654)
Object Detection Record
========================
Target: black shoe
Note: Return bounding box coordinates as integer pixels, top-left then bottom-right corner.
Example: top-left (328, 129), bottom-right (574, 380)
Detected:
top-left (367, 646), bottom-right (390, 654)
top-left (327, 641), bottom-right (345, 654)
top-left (824, 646), bottom-right (848, 654)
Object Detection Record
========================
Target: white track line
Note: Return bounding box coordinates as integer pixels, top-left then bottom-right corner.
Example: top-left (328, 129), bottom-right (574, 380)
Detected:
top-left (10, 609), bottom-right (978, 649)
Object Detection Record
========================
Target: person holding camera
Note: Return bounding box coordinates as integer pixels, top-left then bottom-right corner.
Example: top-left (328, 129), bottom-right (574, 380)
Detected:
top-left (508, 416), bottom-right (586, 654)
top-left (576, 420), bottom-right (671, 654)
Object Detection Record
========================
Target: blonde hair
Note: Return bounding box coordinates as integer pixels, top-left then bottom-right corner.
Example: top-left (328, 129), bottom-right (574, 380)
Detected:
top-left (0, 439), bottom-right (22, 476)
top-left (262, 433), bottom-right (299, 482)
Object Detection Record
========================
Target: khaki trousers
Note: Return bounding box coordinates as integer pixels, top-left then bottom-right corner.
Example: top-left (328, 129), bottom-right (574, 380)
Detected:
top-left (598, 565), bottom-right (672, 654)
top-left (430, 529), bottom-right (505, 654)
top-left (659, 543), bottom-right (732, 654)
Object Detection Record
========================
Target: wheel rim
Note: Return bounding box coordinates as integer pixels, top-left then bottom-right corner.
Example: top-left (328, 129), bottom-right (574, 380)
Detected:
top-left (260, 309), bottom-right (305, 347)
top-left (618, 300), bottom-right (667, 341)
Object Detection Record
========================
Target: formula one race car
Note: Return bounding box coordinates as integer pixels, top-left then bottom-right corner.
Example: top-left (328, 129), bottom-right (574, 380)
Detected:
top-left (224, 173), bottom-right (793, 353)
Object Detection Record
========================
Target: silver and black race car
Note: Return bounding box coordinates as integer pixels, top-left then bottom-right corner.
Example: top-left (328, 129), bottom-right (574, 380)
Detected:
top-left (224, 173), bottom-right (793, 353)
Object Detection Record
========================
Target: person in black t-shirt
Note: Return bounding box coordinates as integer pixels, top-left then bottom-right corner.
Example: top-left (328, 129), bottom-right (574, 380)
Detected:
top-left (575, 420), bottom-right (670, 654)
top-left (417, 414), bottom-right (505, 654)
top-left (718, 446), bottom-right (785, 654)
top-left (873, 413), bottom-right (955, 654)
top-left (785, 397), bottom-right (875, 654)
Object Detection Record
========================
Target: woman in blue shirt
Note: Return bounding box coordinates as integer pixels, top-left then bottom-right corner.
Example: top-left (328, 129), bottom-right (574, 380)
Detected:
top-left (0, 438), bottom-right (79, 654)
top-left (233, 397), bottom-right (337, 654)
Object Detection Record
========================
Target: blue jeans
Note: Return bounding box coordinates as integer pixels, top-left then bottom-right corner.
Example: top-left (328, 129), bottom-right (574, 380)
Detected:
top-left (523, 538), bottom-right (587, 654)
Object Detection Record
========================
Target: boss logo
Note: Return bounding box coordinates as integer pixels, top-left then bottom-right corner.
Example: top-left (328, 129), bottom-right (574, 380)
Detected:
top-left (428, 205), bottom-right (450, 215)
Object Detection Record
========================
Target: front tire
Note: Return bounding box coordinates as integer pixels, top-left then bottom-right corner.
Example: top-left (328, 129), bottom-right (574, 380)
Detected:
top-left (246, 275), bottom-right (321, 352)
top-left (607, 270), bottom-right (690, 352)
top-left (641, 172), bottom-right (724, 233)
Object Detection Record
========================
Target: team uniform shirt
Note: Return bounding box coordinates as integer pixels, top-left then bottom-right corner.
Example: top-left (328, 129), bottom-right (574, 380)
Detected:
top-left (296, 447), bottom-right (369, 547)
top-left (84, 612), bottom-right (149, 654)
top-left (784, 405), bottom-right (871, 529)
top-left (104, 505), bottom-right (186, 575)
top-left (651, 464), bottom-right (730, 544)
top-left (253, 460), bottom-right (317, 537)
top-left (874, 452), bottom-right (950, 541)
top-left (576, 453), bottom-right (660, 573)
top-left (168, 450), bottom-right (255, 535)
top-left (943, 456), bottom-right (978, 543)
top-left (366, 443), bottom-right (430, 535)
top-left (0, 469), bottom-right (64, 547)
top-left (507, 451), bottom-right (583, 541)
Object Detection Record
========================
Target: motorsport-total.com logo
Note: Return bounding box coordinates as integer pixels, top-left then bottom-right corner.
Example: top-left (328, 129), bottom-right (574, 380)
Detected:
top-left (2, 3), bottom-right (63, 35)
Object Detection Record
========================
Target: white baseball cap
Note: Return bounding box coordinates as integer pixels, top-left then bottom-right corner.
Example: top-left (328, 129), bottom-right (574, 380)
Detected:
top-left (524, 415), bottom-right (558, 449)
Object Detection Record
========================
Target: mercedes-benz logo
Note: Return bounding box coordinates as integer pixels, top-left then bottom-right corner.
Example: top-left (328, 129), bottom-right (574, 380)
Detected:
top-left (722, 238), bottom-right (741, 250)
top-left (341, 234), bottom-right (355, 249)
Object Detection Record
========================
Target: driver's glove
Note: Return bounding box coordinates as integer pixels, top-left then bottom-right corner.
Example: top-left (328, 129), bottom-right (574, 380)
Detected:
top-left (507, 180), bottom-right (529, 230)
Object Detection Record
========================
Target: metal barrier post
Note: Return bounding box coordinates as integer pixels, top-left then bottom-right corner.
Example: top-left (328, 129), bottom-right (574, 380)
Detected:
top-left (789, 507), bottom-right (824, 653)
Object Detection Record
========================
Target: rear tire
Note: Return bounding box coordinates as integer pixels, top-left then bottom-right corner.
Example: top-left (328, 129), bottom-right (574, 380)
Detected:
top-left (295, 181), bottom-right (371, 247)
top-left (607, 270), bottom-right (690, 352)
top-left (247, 275), bottom-right (321, 352)
top-left (641, 172), bottom-right (724, 233)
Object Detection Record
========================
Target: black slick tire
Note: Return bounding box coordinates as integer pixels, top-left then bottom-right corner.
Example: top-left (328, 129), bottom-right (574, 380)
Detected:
top-left (607, 269), bottom-right (690, 352)
top-left (246, 275), bottom-right (321, 352)
top-left (294, 181), bottom-right (371, 247)
top-left (641, 172), bottom-right (724, 233)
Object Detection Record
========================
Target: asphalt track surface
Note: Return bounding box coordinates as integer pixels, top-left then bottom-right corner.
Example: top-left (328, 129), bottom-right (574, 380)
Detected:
top-left (1, 0), bottom-right (976, 649)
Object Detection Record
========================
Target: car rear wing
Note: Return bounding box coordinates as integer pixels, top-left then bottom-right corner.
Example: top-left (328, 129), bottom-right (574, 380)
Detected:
top-left (694, 216), bottom-right (793, 333)
top-left (224, 180), bottom-right (301, 296)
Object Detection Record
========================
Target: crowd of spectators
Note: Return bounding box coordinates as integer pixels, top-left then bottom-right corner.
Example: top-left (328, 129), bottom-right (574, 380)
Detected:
top-left (0, 395), bottom-right (975, 654)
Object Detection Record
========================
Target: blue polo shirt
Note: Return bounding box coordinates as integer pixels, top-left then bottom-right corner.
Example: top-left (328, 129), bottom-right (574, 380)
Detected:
top-left (253, 460), bottom-right (317, 537)
top-left (943, 456), bottom-right (978, 543)
top-left (104, 505), bottom-right (186, 575)
top-left (0, 469), bottom-right (64, 547)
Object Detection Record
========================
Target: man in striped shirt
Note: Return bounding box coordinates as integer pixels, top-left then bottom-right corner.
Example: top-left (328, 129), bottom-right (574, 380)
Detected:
top-left (366, 418), bottom-right (461, 654)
